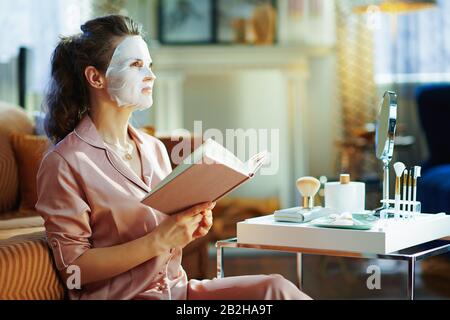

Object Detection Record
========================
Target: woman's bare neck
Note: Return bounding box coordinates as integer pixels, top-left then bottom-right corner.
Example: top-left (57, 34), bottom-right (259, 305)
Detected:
top-left (89, 102), bottom-right (133, 146)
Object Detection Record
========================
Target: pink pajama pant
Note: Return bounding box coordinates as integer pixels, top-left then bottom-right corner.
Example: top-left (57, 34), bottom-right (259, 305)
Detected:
top-left (183, 274), bottom-right (311, 300)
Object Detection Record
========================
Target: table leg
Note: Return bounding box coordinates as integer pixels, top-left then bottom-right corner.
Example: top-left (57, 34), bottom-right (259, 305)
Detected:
top-left (217, 246), bottom-right (224, 279)
top-left (407, 258), bottom-right (416, 300)
top-left (296, 253), bottom-right (303, 290)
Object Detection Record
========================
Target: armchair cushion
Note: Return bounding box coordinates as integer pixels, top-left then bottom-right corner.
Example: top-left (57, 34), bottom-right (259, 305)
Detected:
top-left (418, 164), bottom-right (450, 214)
top-left (0, 216), bottom-right (44, 230)
top-left (0, 216), bottom-right (45, 240)
top-left (416, 84), bottom-right (450, 168)
top-left (10, 133), bottom-right (50, 211)
top-left (416, 84), bottom-right (450, 215)
top-left (0, 102), bottom-right (34, 214)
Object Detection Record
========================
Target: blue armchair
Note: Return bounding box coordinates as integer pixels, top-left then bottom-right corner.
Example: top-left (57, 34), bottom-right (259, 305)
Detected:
top-left (416, 84), bottom-right (450, 214)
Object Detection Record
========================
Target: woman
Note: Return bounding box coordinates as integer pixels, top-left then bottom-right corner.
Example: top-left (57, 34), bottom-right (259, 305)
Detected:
top-left (35, 15), bottom-right (310, 300)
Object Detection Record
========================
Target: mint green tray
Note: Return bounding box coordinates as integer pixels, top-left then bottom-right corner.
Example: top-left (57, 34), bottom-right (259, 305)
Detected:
top-left (310, 213), bottom-right (379, 230)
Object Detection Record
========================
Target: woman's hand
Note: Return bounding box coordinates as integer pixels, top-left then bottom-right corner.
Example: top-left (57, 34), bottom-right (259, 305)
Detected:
top-left (151, 202), bottom-right (215, 253)
top-left (67, 202), bottom-right (215, 286)
top-left (193, 207), bottom-right (214, 239)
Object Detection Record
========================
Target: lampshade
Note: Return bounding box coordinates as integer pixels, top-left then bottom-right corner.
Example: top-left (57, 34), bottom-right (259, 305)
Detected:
top-left (353, 0), bottom-right (437, 14)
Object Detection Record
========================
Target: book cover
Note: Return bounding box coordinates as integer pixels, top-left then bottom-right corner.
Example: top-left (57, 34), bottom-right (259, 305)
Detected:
top-left (141, 139), bottom-right (267, 215)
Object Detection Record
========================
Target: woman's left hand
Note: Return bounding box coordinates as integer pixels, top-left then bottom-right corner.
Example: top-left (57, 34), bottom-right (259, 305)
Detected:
top-left (192, 209), bottom-right (213, 239)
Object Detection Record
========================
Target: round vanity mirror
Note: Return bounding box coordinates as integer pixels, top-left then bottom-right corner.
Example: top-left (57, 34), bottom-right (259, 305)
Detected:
top-left (375, 91), bottom-right (398, 213)
top-left (376, 91), bottom-right (397, 162)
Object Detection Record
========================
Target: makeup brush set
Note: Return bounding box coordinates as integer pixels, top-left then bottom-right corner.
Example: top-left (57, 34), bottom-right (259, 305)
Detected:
top-left (379, 162), bottom-right (421, 219)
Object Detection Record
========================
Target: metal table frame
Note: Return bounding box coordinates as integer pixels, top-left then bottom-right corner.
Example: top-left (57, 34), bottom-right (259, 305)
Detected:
top-left (216, 238), bottom-right (450, 300)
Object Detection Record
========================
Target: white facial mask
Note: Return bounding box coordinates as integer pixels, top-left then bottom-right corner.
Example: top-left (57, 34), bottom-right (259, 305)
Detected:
top-left (105, 36), bottom-right (155, 111)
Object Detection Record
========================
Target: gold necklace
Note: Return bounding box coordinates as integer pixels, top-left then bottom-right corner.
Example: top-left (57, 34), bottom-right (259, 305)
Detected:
top-left (103, 139), bottom-right (134, 161)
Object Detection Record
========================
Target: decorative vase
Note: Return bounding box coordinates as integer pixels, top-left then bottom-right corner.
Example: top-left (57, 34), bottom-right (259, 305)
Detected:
top-left (251, 4), bottom-right (277, 45)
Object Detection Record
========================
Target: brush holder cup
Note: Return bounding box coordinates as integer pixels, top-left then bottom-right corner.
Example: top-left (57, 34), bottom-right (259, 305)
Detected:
top-left (379, 199), bottom-right (421, 219)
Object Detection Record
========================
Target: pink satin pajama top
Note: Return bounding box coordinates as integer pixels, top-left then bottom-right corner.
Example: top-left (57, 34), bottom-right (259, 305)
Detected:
top-left (35, 115), bottom-right (188, 300)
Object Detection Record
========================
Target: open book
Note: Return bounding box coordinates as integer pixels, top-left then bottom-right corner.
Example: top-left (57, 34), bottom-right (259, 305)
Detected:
top-left (141, 138), bottom-right (268, 215)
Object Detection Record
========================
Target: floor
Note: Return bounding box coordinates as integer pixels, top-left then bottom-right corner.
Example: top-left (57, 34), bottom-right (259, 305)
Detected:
top-left (205, 245), bottom-right (450, 300)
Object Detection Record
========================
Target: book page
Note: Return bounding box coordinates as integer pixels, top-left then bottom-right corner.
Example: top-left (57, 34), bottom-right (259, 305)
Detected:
top-left (246, 150), bottom-right (269, 176)
top-left (145, 142), bottom-right (206, 196)
top-left (203, 139), bottom-right (268, 176)
top-left (144, 139), bottom-right (267, 200)
top-left (202, 139), bottom-right (248, 175)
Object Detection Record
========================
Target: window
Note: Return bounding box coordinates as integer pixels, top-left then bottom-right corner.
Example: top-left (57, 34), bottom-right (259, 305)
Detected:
top-left (0, 0), bottom-right (92, 108)
top-left (372, 0), bottom-right (450, 83)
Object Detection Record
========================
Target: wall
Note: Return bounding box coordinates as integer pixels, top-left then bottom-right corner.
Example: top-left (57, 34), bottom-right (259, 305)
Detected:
top-left (307, 53), bottom-right (339, 178)
top-left (123, 0), bottom-right (158, 41)
top-left (182, 71), bottom-right (289, 201)
top-left (124, 1), bottom-right (341, 203)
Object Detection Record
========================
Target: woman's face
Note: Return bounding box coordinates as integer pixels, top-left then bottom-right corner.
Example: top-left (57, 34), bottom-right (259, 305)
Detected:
top-left (105, 35), bottom-right (156, 111)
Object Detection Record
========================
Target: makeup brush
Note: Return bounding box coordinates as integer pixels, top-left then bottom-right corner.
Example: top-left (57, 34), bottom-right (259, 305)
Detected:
top-left (402, 169), bottom-right (408, 218)
top-left (412, 166), bottom-right (421, 215)
top-left (296, 177), bottom-right (321, 209)
top-left (407, 169), bottom-right (413, 218)
top-left (393, 162), bottom-right (406, 219)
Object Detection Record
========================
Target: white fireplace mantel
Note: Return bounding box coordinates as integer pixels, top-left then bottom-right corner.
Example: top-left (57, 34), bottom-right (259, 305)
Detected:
top-left (150, 44), bottom-right (332, 207)
top-left (150, 44), bottom-right (331, 133)
top-left (151, 44), bottom-right (331, 73)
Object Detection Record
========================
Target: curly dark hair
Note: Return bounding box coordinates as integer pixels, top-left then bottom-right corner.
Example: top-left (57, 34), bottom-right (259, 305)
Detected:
top-left (44, 15), bottom-right (142, 144)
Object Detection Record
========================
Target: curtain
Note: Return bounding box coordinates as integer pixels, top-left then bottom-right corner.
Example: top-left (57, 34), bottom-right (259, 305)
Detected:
top-left (373, 0), bottom-right (450, 78)
top-left (335, 0), bottom-right (380, 204)
top-left (336, 0), bottom-right (379, 141)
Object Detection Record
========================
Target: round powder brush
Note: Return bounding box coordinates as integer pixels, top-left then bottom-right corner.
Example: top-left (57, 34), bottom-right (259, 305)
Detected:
top-left (296, 177), bottom-right (321, 209)
top-left (394, 162), bottom-right (406, 189)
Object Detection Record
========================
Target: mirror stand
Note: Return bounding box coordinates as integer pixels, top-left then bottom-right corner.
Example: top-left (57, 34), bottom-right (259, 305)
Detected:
top-left (382, 159), bottom-right (390, 207)
top-left (375, 159), bottom-right (391, 216)
top-left (373, 91), bottom-right (397, 217)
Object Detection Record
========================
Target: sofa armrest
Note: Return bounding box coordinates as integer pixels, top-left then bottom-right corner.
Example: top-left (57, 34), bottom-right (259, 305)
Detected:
top-left (0, 231), bottom-right (65, 299)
